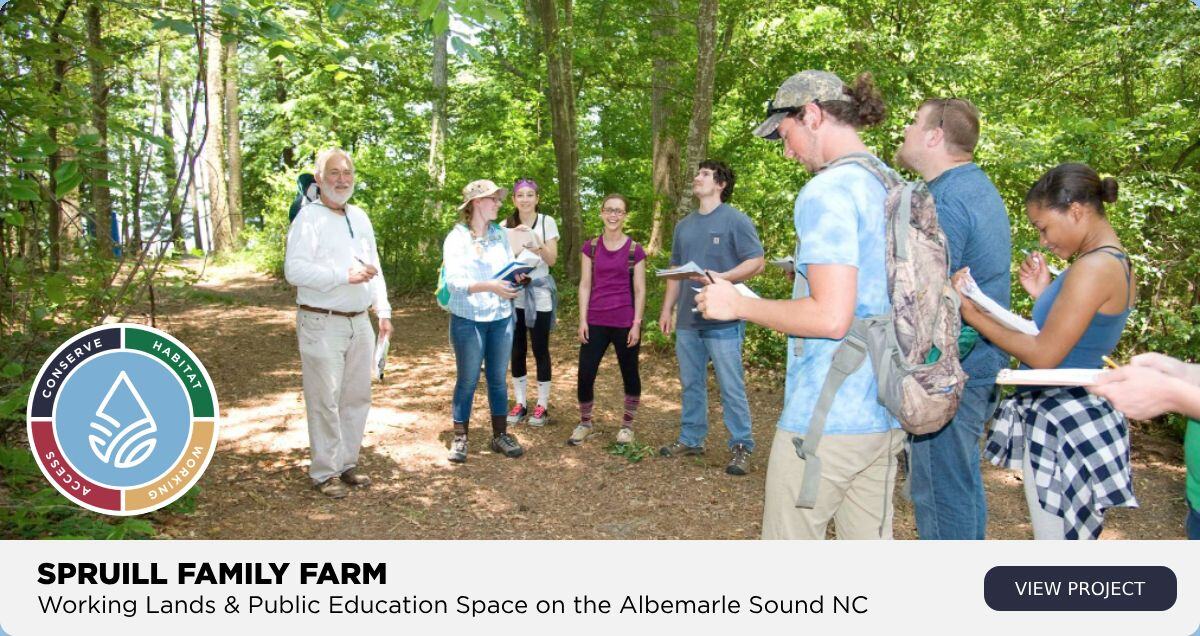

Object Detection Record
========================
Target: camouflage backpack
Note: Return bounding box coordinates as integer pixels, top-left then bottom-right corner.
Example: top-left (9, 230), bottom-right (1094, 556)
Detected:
top-left (792, 153), bottom-right (967, 509)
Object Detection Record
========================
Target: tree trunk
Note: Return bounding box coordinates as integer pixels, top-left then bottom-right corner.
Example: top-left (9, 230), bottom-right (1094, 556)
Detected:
top-left (527, 0), bottom-right (582, 282)
top-left (188, 170), bottom-right (204, 252)
top-left (128, 132), bottom-right (146, 254)
top-left (223, 35), bottom-right (244, 235)
top-left (203, 31), bottom-right (232, 252)
top-left (646, 0), bottom-right (682, 255)
top-left (275, 60), bottom-right (295, 168)
top-left (675, 0), bottom-right (720, 220)
top-left (424, 0), bottom-right (449, 219)
top-left (86, 1), bottom-right (113, 258)
top-left (158, 38), bottom-right (185, 253)
top-left (45, 2), bottom-right (74, 271)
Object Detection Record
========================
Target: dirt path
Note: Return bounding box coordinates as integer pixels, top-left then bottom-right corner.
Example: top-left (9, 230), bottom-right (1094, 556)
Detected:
top-left (146, 261), bottom-right (1189, 539)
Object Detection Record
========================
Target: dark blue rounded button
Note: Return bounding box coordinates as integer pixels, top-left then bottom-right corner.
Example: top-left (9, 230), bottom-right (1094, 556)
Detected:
top-left (984, 566), bottom-right (1176, 611)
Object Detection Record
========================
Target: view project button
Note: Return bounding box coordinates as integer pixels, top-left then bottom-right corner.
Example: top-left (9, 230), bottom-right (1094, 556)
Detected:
top-left (984, 566), bottom-right (1176, 611)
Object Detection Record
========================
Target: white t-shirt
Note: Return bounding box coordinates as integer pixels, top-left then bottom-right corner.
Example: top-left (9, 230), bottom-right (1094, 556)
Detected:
top-left (511, 214), bottom-right (559, 312)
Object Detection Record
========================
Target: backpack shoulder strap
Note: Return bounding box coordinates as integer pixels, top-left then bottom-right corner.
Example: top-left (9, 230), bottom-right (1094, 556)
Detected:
top-left (792, 319), bottom-right (870, 509)
top-left (822, 152), bottom-right (900, 190)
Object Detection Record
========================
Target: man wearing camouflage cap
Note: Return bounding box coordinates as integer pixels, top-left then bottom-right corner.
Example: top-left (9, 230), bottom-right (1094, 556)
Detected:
top-left (696, 70), bottom-right (902, 539)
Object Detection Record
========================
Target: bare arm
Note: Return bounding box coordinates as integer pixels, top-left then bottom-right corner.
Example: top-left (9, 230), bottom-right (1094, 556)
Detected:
top-left (955, 256), bottom-right (1120, 368)
top-left (696, 263), bottom-right (857, 339)
top-left (718, 256), bottom-right (766, 284)
top-left (659, 277), bottom-right (680, 334)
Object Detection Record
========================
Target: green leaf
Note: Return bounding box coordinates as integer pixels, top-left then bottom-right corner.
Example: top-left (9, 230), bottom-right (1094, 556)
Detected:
top-left (152, 18), bottom-right (196, 36)
top-left (219, 2), bottom-right (241, 20)
top-left (74, 132), bottom-right (101, 147)
top-left (5, 182), bottom-right (41, 202)
top-left (3, 211), bottom-right (25, 227)
top-left (432, 7), bottom-right (449, 35)
top-left (53, 160), bottom-right (79, 184)
top-left (55, 172), bottom-right (84, 197)
top-left (328, 2), bottom-right (345, 20)
top-left (0, 363), bottom-right (22, 379)
top-left (418, 0), bottom-right (440, 20)
top-left (45, 275), bottom-right (68, 305)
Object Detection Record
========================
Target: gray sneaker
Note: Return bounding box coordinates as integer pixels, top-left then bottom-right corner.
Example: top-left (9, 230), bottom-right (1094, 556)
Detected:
top-left (725, 443), bottom-right (751, 476)
top-left (448, 435), bottom-right (468, 463)
top-left (567, 424), bottom-right (593, 446)
top-left (615, 427), bottom-right (634, 445)
top-left (659, 441), bottom-right (705, 457)
top-left (490, 433), bottom-right (525, 458)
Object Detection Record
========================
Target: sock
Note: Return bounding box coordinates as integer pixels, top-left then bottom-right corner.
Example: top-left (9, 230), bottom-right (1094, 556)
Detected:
top-left (491, 414), bottom-right (507, 437)
top-left (537, 380), bottom-right (551, 408)
top-left (513, 376), bottom-right (528, 407)
top-left (579, 401), bottom-right (594, 427)
top-left (623, 395), bottom-right (640, 428)
top-left (453, 422), bottom-right (468, 437)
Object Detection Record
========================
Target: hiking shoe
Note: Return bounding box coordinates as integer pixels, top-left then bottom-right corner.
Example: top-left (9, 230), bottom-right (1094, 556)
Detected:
top-left (507, 404), bottom-right (528, 425)
top-left (725, 444), bottom-right (751, 476)
top-left (528, 405), bottom-right (550, 427)
top-left (490, 433), bottom-right (525, 458)
top-left (339, 468), bottom-right (371, 487)
top-left (314, 478), bottom-right (349, 498)
top-left (659, 441), bottom-right (705, 457)
top-left (448, 435), bottom-right (468, 463)
top-left (567, 424), bottom-right (593, 446)
top-left (616, 427), bottom-right (634, 445)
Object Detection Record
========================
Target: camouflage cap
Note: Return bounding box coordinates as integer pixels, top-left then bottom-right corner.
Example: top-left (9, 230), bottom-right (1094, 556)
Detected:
top-left (458, 179), bottom-right (507, 211)
top-left (753, 70), bottom-right (847, 140)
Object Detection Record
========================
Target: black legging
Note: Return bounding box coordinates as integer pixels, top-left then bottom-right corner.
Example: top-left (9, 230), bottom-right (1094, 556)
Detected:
top-left (577, 325), bottom-right (641, 403)
top-left (512, 309), bottom-right (553, 382)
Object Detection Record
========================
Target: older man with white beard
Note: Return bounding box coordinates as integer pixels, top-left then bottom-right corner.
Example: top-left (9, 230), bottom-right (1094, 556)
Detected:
top-left (285, 148), bottom-right (392, 498)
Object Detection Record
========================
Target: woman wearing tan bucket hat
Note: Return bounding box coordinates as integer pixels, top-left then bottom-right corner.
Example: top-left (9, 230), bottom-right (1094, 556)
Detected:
top-left (441, 179), bottom-right (527, 463)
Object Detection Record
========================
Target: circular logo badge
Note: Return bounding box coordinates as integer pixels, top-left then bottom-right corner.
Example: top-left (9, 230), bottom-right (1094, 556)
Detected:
top-left (26, 324), bottom-right (219, 516)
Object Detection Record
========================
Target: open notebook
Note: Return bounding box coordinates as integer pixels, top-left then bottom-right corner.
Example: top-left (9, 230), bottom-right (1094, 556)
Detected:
top-left (492, 250), bottom-right (542, 283)
top-left (960, 269), bottom-right (1039, 336)
top-left (656, 261), bottom-right (707, 280)
top-left (995, 368), bottom-right (1104, 386)
top-left (769, 255), bottom-right (795, 274)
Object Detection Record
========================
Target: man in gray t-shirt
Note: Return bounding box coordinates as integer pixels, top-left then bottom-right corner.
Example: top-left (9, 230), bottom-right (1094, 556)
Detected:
top-left (658, 160), bottom-right (765, 475)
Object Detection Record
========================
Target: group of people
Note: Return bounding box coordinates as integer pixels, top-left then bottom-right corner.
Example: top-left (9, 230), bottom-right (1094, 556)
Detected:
top-left (283, 69), bottom-right (1199, 542)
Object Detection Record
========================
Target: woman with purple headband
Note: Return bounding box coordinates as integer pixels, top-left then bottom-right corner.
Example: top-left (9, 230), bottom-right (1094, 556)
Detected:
top-left (504, 177), bottom-right (561, 427)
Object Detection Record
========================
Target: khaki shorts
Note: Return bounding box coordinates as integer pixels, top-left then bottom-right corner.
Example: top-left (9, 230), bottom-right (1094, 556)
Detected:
top-left (762, 427), bottom-right (905, 540)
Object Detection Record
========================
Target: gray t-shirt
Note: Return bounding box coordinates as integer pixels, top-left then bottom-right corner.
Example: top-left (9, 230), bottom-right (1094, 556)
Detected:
top-left (670, 203), bottom-right (765, 330)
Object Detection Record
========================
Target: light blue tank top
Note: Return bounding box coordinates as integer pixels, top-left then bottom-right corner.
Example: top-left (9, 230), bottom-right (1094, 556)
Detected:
top-left (1027, 247), bottom-right (1132, 370)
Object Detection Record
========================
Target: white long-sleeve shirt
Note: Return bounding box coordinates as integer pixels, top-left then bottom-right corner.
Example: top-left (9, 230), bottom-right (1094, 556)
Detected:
top-left (285, 201), bottom-right (391, 319)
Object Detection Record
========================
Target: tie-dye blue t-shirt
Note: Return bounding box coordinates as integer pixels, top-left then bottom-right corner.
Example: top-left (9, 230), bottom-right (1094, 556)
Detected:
top-left (778, 161), bottom-right (899, 436)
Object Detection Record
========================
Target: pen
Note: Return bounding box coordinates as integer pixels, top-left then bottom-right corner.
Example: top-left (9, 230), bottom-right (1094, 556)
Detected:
top-left (1102, 355), bottom-right (1120, 370)
top-left (705, 271), bottom-right (716, 284)
top-left (1021, 249), bottom-right (1062, 276)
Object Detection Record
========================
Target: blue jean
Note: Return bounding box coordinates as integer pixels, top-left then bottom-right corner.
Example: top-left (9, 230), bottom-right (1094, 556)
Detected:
top-left (450, 314), bottom-right (514, 424)
top-left (909, 383), bottom-right (999, 539)
top-left (675, 324), bottom-right (753, 451)
top-left (1188, 502), bottom-right (1200, 540)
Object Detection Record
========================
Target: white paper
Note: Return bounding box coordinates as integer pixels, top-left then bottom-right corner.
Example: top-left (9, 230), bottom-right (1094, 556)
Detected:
top-left (995, 368), bottom-right (1104, 386)
top-left (734, 283), bottom-right (760, 299)
top-left (656, 261), bottom-right (707, 279)
top-left (373, 334), bottom-right (390, 381)
top-left (960, 269), bottom-right (1040, 335)
top-left (492, 250), bottom-right (542, 281)
top-left (769, 255), bottom-right (795, 273)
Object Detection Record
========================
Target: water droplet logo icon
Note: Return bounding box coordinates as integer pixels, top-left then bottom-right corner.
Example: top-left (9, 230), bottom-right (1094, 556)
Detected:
top-left (88, 370), bottom-right (158, 469)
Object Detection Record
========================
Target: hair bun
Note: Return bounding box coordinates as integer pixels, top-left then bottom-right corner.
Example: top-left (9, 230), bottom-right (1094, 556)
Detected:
top-left (848, 72), bottom-right (887, 128)
top-left (1100, 177), bottom-right (1119, 204)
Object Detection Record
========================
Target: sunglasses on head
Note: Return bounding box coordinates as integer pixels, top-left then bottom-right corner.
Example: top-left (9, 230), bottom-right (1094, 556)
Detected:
top-left (766, 98), bottom-right (819, 118)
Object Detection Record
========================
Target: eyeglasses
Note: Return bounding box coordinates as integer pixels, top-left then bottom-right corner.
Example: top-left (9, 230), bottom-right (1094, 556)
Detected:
top-left (601, 207), bottom-right (627, 216)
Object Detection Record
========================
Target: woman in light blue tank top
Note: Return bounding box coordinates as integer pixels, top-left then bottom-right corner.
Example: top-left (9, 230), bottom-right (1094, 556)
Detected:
top-left (953, 163), bottom-right (1138, 539)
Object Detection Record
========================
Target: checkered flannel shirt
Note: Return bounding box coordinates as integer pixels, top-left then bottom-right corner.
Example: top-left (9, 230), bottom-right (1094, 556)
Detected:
top-left (984, 386), bottom-right (1138, 540)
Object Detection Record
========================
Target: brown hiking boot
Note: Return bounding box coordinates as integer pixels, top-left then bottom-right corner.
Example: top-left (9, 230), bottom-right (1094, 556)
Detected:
top-left (339, 468), bottom-right (371, 487)
top-left (315, 478), bottom-right (349, 498)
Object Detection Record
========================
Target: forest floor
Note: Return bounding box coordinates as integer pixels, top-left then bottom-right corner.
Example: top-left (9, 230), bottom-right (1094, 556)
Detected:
top-left (143, 259), bottom-right (1189, 540)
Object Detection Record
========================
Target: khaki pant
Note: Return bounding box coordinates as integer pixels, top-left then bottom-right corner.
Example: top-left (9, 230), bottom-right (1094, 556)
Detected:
top-left (762, 427), bottom-right (905, 540)
top-left (297, 310), bottom-right (374, 484)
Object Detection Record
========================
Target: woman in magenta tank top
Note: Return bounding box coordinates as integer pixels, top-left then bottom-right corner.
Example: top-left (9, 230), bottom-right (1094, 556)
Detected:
top-left (953, 163), bottom-right (1138, 539)
top-left (569, 194), bottom-right (647, 447)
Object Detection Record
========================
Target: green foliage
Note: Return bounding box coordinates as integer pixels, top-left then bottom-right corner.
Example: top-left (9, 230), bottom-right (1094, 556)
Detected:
top-left (606, 440), bottom-right (656, 463)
